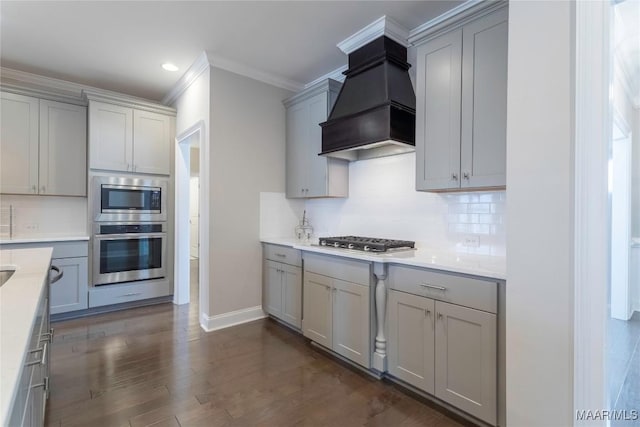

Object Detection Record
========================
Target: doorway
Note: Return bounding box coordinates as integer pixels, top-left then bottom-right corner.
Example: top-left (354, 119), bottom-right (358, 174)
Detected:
top-left (175, 120), bottom-right (209, 327)
top-left (606, 0), bottom-right (640, 419)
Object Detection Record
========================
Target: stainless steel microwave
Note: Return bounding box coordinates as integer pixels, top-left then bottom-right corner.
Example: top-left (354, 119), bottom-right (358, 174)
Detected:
top-left (93, 176), bottom-right (167, 222)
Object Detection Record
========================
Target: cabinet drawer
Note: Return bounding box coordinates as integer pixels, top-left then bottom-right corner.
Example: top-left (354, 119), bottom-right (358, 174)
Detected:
top-left (303, 252), bottom-right (371, 286)
top-left (0, 240), bottom-right (88, 258)
top-left (388, 265), bottom-right (497, 313)
top-left (263, 244), bottom-right (301, 267)
top-left (89, 280), bottom-right (171, 308)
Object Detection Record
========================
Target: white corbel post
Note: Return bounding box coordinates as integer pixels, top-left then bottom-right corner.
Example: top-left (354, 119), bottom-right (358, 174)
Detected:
top-left (373, 262), bottom-right (388, 372)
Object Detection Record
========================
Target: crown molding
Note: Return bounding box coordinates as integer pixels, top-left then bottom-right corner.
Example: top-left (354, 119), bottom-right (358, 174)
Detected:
top-left (408, 0), bottom-right (506, 46)
top-left (1, 66), bottom-right (87, 103)
top-left (337, 15), bottom-right (410, 54)
top-left (83, 89), bottom-right (176, 115)
top-left (209, 54), bottom-right (304, 93)
top-left (1, 66), bottom-right (175, 113)
top-left (161, 51), bottom-right (211, 106)
top-left (283, 78), bottom-right (341, 108)
top-left (304, 65), bottom-right (348, 89)
top-left (0, 81), bottom-right (86, 106)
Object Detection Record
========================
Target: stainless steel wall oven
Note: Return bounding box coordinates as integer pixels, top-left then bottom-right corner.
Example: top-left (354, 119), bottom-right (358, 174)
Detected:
top-left (93, 222), bottom-right (167, 286)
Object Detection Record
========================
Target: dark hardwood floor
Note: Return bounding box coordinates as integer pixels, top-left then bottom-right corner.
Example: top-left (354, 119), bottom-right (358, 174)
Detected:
top-left (45, 263), bottom-right (465, 427)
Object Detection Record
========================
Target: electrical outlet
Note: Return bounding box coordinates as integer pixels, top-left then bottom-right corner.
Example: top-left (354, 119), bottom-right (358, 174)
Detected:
top-left (24, 223), bottom-right (39, 231)
top-left (462, 235), bottom-right (480, 247)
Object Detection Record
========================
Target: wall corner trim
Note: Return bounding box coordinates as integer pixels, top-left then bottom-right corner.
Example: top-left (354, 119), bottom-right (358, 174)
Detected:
top-left (200, 305), bottom-right (266, 332)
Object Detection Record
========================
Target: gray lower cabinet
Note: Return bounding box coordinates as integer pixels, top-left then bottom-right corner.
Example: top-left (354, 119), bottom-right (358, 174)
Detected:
top-left (0, 240), bottom-right (89, 314)
top-left (387, 265), bottom-right (498, 425)
top-left (415, 6), bottom-right (508, 192)
top-left (388, 290), bottom-right (435, 394)
top-left (283, 79), bottom-right (348, 199)
top-left (9, 273), bottom-right (51, 427)
top-left (88, 280), bottom-right (171, 308)
top-left (263, 244), bottom-right (302, 329)
top-left (302, 253), bottom-right (371, 368)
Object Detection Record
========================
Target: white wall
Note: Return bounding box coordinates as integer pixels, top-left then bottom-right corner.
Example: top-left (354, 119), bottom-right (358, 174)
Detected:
top-left (0, 195), bottom-right (87, 238)
top-left (301, 152), bottom-right (506, 255)
top-left (209, 67), bottom-right (293, 316)
top-left (506, 1), bottom-right (575, 425)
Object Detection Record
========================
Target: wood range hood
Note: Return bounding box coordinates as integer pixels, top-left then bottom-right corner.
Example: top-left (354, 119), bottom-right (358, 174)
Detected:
top-left (320, 36), bottom-right (416, 161)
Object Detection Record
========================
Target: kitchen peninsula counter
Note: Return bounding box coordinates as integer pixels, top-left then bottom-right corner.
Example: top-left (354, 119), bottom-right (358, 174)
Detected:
top-left (0, 248), bottom-right (53, 426)
top-left (261, 237), bottom-right (506, 281)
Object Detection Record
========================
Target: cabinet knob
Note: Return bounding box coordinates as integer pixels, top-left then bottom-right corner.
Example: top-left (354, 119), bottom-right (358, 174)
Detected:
top-left (41, 185), bottom-right (46, 193)
top-left (451, 173), bottom-right (458, 181)
top-left (32, 185), bottom-right (37, 193)
top-left (463, 172), bottom-right (470, 180)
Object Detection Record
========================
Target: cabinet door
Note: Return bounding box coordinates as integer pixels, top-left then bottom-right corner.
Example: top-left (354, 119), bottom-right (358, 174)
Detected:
top-left (0, 92), bottom-right (39, 194)
top-left (415, 30), bottom-right (462, 192)
top-left (89, 101), bottom-right (133, 172)
top-left (285, 102), bottom-right (308, 198)
top-left (388, 290), bottom-right (435, 393)
top-left (302, 271), bottom-right (332, 348)
top-left (264, 260), bottom-right (283, 320)
top-left (39, 100), bottom-right (87, 196)
top-left (305, 92), bottom-right (329, 198)
top-left (435, 301), bottom-right (497, 425)
top-left (332, 278), bottom-right (370, 368)
top-left (281, 263), bottom-right (302, 329)
top-left (460, 9), bottom-right (508, 189)
top-left (50, 256), bottom-right (88, 314)
top-left (133, 110), bottom-right (171, 175)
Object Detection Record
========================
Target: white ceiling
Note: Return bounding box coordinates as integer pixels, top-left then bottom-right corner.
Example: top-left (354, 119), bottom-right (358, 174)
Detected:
top-left (0, 1), bottom-right (462, 102)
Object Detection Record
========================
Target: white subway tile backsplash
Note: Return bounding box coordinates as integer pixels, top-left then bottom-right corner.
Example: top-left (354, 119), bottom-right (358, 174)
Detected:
top-left (0, 195), bottom-right (87, 238)
top-left (261, 152), bottom-right (506, 256)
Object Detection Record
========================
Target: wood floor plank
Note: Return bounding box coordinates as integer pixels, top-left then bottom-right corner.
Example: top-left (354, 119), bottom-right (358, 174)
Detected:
top-left (45, 272), bottom-right (468, 427)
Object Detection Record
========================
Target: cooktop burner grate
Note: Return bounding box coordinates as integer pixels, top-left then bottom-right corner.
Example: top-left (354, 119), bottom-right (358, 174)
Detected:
top-left (318, 236), bottom-right (415, 252)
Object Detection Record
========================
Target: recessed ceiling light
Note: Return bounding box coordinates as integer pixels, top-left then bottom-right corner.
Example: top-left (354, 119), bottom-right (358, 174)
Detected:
top-left (162, 63), bottom-right (179, 72)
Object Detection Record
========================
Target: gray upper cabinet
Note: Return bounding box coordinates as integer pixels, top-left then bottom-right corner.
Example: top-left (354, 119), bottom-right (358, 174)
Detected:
top-left (284, 79), bottom-right (348, 199)
top-left (415, 7), bottom-right (508, 192)
top-left (85, 93), bottom-right (175, 176)
top-left (0, 92), bottom-right (87, 196)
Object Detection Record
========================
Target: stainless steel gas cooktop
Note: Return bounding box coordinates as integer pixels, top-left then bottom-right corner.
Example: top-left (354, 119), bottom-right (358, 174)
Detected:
top-left (318, 236), bottom-right (415, 253)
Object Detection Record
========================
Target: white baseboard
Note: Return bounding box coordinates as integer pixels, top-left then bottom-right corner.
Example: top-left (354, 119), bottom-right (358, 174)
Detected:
top-left (200, 305), bottom-right (266, 332)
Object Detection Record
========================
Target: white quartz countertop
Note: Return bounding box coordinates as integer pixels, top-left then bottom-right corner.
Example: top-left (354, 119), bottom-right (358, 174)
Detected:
top-left (0, 235), bottom-right (90, 244)
top-left (261, 237), bottom-right (506, 280)
top-left (0, 248), bottom-right (53, 426)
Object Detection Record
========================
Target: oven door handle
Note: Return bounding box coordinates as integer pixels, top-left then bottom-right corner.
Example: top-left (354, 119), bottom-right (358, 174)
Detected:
top-left (94, 232), bottom-right (167, 240)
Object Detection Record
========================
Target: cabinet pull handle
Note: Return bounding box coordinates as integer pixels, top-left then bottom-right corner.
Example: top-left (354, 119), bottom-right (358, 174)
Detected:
top-left (119, 292), bottom-right (142, 298)
top-left (31, 377), bottom-right (49, 391)
top-left (437, 313), bottom-right (443, 320)
top-left (463, 172), bottom-right (470, 180)
top-left (424, 308), bottom-right (431, 317)
top-left (50, 265), bottom-right (64, 284)
top-left (420, 283), bottom-right (447, 292)
top-left (451, 173), bottom-right (458, 181)
top-left (40, 328), bottom-right (54, 343)
top-left (32, 185), bottom-right (37, 193)
top-left (26, 342), bottom-right (47, 366)
top-left (41, 185), bottom-right (46, 193)
top-left (275, 253), bottom-right (286, 258)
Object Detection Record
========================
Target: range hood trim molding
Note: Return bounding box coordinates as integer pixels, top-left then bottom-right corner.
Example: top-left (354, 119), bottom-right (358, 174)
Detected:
top-left (337, 15), bottom-right (410, 54)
